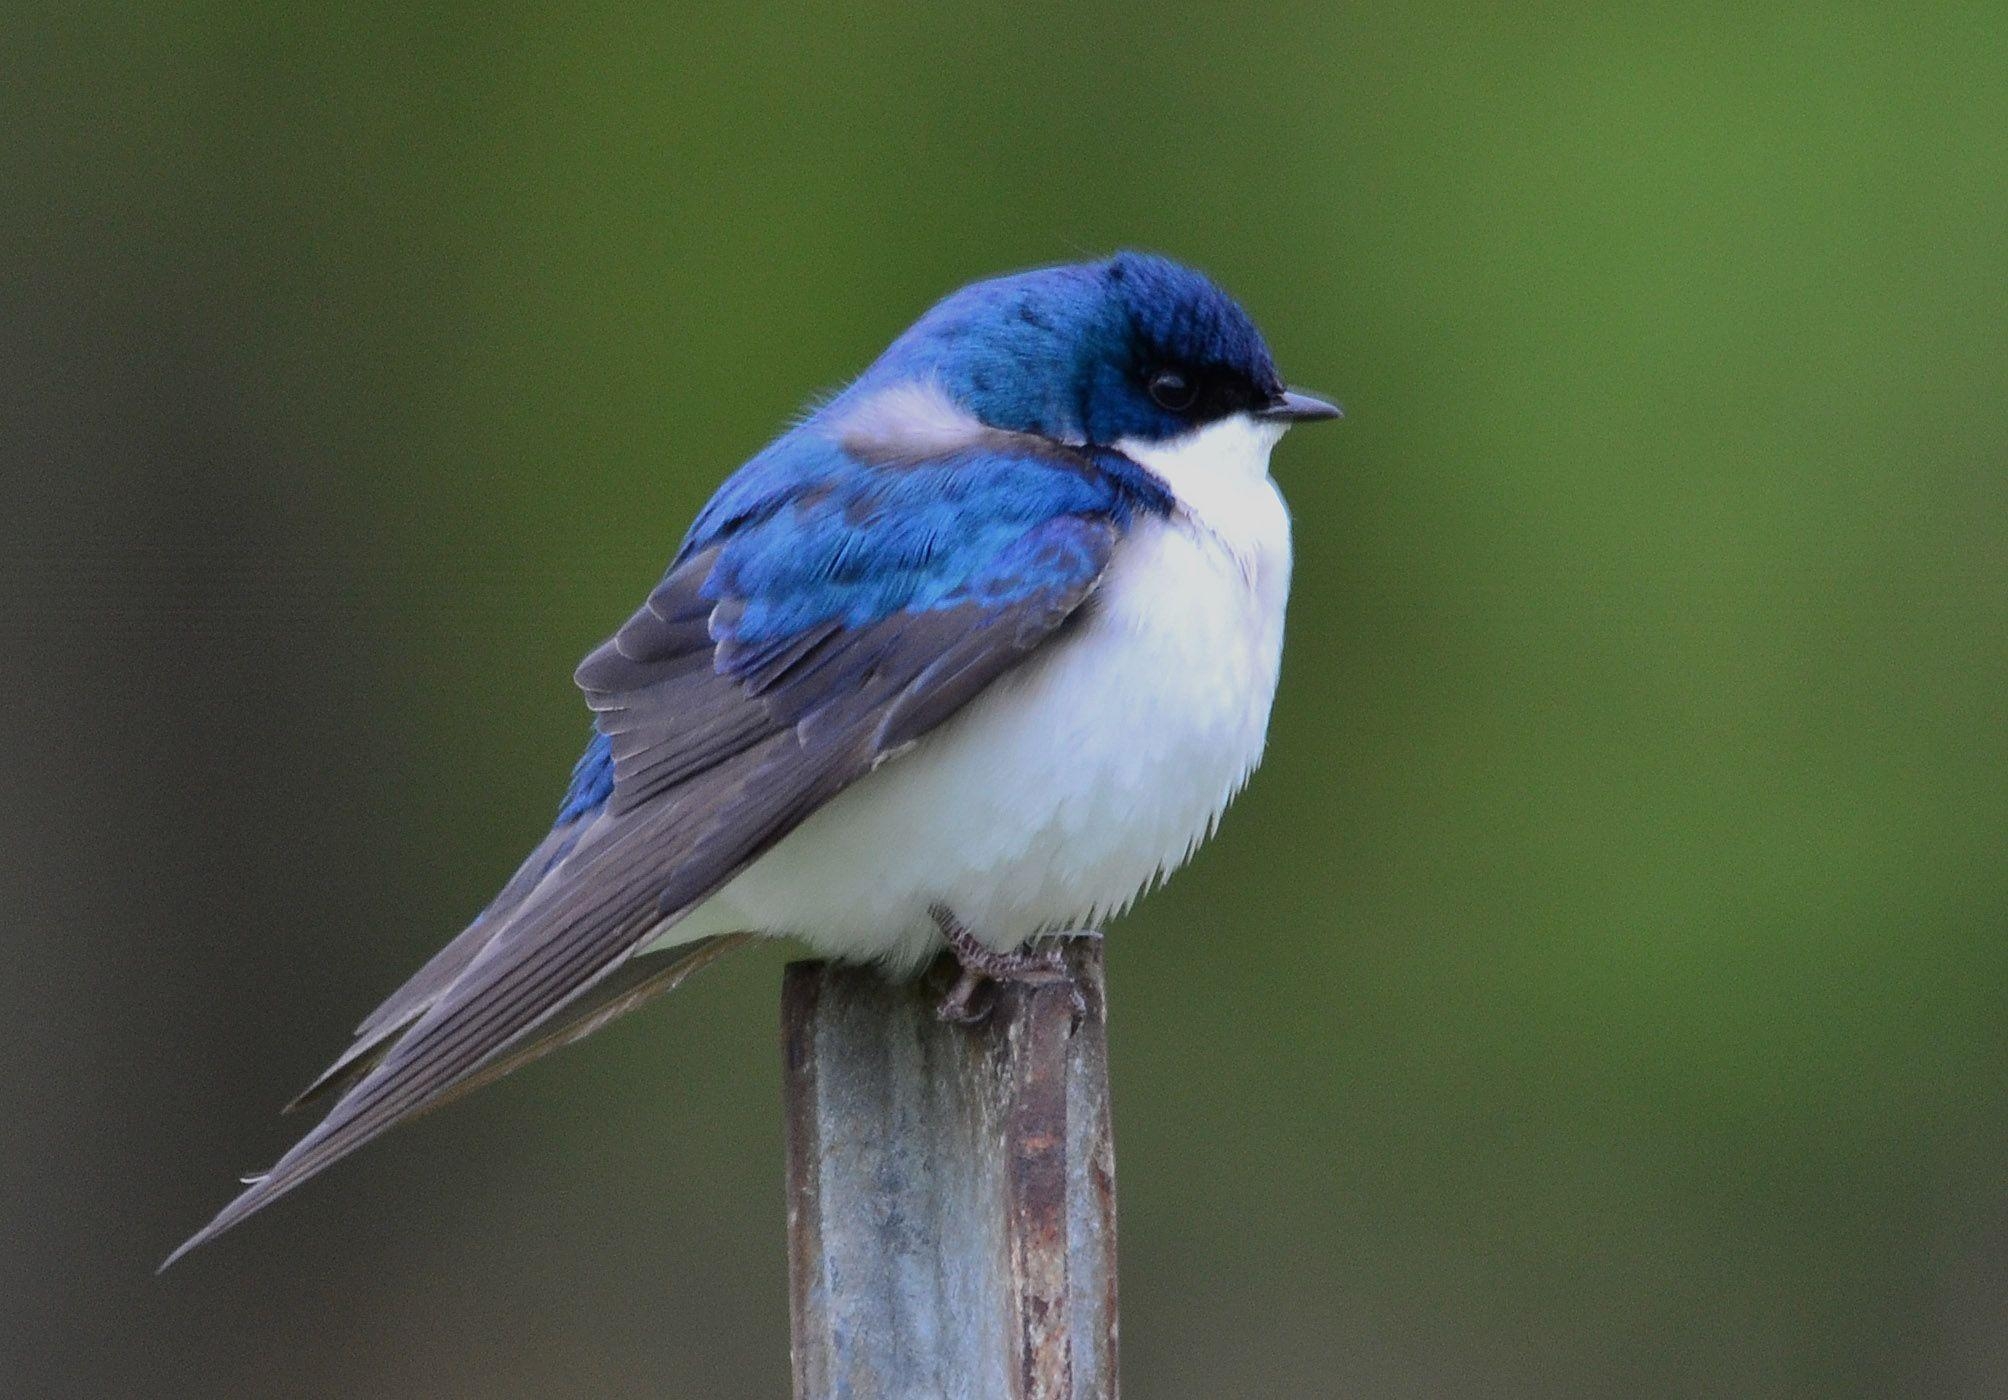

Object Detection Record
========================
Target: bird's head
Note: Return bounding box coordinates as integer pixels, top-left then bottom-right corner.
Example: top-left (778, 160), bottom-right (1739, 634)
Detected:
top-left (849, 252), bottom-right (1339, 456)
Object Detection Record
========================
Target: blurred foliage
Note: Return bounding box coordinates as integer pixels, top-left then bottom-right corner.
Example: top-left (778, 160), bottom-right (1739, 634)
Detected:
top-left (4, 2), bottom-right (2003, 1396)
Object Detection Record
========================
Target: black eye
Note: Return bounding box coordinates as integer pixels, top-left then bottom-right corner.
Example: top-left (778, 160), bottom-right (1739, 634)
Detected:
top-left (1147, 367), bottom-right (1197, 413)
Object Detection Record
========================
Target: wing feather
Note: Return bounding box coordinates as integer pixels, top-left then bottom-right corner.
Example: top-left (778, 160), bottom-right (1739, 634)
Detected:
top-left (166, 500), bottom-right (1124, 1267)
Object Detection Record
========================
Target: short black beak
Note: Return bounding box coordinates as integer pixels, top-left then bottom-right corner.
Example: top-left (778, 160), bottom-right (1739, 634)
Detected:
top-left (1256, 387), bottom-right (1344, 424)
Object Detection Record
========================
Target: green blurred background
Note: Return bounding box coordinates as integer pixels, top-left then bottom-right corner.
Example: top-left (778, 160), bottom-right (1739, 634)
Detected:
top-left (5, 3), bottom-right (2003, 1396)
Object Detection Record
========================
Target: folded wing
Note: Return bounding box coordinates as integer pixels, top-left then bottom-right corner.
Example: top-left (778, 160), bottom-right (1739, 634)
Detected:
top-left (165, 428), bottom-right (1140, 1266)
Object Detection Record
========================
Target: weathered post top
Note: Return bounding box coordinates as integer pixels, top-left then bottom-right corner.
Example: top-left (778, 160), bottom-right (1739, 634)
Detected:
top-left (781, 940), bottom-right (1117, 1400)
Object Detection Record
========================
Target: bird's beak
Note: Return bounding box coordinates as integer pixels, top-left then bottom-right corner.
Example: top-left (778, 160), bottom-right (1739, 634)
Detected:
top-left (1256, 388), bottom-right (1344, 424)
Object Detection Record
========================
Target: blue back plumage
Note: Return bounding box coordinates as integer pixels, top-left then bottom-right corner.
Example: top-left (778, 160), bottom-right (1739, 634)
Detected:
top-left (557, 251), bottom-right (1278, 826)
top-left (701, 440), bottom-right (1159, 644)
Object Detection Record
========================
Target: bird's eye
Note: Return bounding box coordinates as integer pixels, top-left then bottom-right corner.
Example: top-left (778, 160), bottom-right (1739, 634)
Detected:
top-left (1147, 368), bottom-right (1197, 413)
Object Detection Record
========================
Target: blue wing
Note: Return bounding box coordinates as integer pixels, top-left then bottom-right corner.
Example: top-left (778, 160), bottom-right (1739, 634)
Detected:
top-left (167, 423), bottom-right (1165, 1263)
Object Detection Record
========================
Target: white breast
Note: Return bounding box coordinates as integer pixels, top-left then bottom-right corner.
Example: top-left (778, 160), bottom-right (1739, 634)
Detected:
top-left (670, 414), bottom-right (1294, 972)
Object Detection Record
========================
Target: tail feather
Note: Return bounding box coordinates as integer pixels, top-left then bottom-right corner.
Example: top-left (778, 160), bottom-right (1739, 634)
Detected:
top-left (161, 931), bottom-right (750, 1271)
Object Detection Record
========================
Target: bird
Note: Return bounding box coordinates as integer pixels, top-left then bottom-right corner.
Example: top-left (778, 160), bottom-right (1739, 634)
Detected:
top-left (164, 250), bottom-right (1340, 1268)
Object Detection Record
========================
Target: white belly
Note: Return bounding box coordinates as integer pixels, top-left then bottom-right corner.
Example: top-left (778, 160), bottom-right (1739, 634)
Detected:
top-left (666, 414), bottom-right (1294, 972)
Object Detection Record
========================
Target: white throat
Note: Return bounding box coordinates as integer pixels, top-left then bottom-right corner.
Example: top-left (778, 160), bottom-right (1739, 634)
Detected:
top-left (1115, 413), bottom-right (1290, 573)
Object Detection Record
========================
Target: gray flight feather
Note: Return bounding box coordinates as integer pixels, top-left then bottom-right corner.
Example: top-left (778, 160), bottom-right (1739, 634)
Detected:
top-left (163, 525), bottom-right (1116, 1269)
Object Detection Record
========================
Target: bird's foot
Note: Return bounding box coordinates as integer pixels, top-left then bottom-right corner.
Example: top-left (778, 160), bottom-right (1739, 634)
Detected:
top-left (930, 905), bottom-right (1089, 1024)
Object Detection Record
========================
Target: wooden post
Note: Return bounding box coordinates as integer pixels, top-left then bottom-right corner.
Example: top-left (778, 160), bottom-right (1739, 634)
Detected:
top-left (781, 940), bottom-right (1117, 1400)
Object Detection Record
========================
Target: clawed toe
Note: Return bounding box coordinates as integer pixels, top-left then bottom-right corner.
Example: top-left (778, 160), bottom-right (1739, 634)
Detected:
top-left (934, 967), bottom-right (990, 1024)
top-left (929, 906), bottom-right (1087, 1023)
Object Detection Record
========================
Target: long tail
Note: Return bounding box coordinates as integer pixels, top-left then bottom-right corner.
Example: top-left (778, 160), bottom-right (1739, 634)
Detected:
top-left (160, 931), bottom-right (750, 1270)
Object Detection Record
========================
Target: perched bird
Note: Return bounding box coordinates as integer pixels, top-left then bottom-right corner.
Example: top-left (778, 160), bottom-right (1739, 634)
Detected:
top-left (165, 251), bottom-right (1339, 1267)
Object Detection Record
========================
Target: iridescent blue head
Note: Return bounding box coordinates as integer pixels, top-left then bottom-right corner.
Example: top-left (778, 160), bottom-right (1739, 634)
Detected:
top-left (853, 251), bottom-right (1340, 447)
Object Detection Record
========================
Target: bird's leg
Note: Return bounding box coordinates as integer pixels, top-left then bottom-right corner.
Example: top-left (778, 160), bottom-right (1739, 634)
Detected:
top-left (930, 903), bottom-right (1072, 1024)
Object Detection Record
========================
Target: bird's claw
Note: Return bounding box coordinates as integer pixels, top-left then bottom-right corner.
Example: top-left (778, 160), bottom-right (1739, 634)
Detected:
top-left (930, 906), bottom-right (1089, 1024)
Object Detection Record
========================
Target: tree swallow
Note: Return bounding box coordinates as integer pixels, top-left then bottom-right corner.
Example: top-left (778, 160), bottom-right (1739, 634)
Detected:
top-left (165, 251), bottom-right (1340, 1267)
